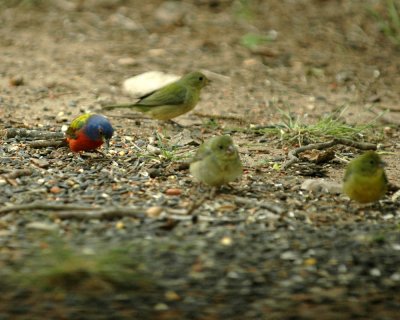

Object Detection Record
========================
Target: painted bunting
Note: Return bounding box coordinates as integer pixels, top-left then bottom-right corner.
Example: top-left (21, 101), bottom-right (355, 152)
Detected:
top-left (103, 71), bottom-right (209, 120)
top-left (66, 113), bottom-right (114, 152)
top-left (342, 151), bottom-right (388, 203)
top-left (190, 135), bottom-right (243, 187)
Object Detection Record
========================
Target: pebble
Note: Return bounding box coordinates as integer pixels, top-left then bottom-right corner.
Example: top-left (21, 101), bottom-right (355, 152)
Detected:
top-left (115, 221), bottom-right (125, 229)
top-left (164, 290), bottom-right (180, 301)
top-left (154, 1), bottom-right (188, 26)
top-left (280, 251), bottom-right (298, 260)
top-left (146, 145), bottom-right (161, 154)
top-left (9, 76), bottom-right (24, 86)
top-left (117, 57), bottom-right (137, 66)
top-left (153, 303), bottom-right (168, 311)
top-left (165, 188), bottom-right (182, 196)
top-left (31, 158), bottom-right (50, 169)
top-left (146, 206), bottom-right (164, 218)
top-left (301, 179), bottom-right (342, 194)
top-left (26, 222), bottom-right (59, 232)
top-left (369, 268), bottom-right (381, 277)
top-left (49, 186), bottom-right (62, 194)
top-left (56, 112), bottom-right (69, 123)
top-left (220, 236), bottom-right (233, 246)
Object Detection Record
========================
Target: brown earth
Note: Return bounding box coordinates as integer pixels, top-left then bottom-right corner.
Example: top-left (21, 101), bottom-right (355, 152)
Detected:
top-left (1, 1), bottom-right (400, 319)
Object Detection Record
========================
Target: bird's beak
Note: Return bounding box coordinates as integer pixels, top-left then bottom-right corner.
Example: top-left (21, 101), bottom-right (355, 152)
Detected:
top-left (104, 138), bottom-right (110, 150)
top-left (226, 145), bottom-right (235, 155)
top-left (206, 78), bottom-right (212, 86)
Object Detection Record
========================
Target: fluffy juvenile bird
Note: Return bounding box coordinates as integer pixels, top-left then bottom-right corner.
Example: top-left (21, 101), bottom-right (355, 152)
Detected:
top-left (190, 135), bottom-right (242, 187)
top-left (66, 114), bottom-right (114, 152)
top-left (103, 71), bottom-right (209, 120)
top-left (342, 151), bottom-right (388, 203)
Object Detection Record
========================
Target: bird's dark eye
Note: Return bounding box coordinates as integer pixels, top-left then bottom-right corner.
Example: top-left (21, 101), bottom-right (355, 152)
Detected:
top-left (199, 76), bottom-right (203, 81)
top-left (219, 145), bottom-right (224, 150)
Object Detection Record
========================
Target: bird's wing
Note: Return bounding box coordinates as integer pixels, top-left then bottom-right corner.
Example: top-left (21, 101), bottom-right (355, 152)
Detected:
top-left (191, 142), bottom-right (212, 163)
top-left (136, 83), bottom-right (187, 106)
top-left (343, 162), bottom-right (354, 183)
top-left (66, 114), bottom-right (92, 139)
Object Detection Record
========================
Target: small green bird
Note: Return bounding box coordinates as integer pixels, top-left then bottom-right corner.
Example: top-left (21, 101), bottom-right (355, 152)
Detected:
top-left (103, 71), bottom-right (209, 120)
top-left (342, 151), bottom-right (388, 203)
top-left (190, 135), bottom-right (243, 187)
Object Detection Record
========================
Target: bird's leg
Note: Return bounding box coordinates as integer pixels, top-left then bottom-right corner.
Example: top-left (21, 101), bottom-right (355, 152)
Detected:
top-left (186, 184), bottom-right (208, 216)
top-left (94, 149), bottom-right (107, 157)
top-left (164, 120), bottom-right (185, 128)
top-left (208, 187), bottom-right (218, 199)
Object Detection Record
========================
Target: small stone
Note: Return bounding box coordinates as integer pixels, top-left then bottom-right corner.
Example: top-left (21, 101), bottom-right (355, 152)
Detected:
top-left (304, 258), bottom-right (317, 266)
top-left (301, 179), bottom-right (342, 194)
top-left (220, 236), bottom-right (233, 246)
top-left (56, 112), bottom-right (69, 123)
top-left (146, 206), bottom-right (163, 218)
top-left (391, 273), bottom-right (400, 281)
top-left (68, 100), bottom-right (78, 107)
top-left (115, 221), bottom-right (125, 229)
top-left (391, 190), bottom-right (400, 202)
top-left (392, 244), bottom-right (400, 251)
top-left (242, 58), bottom-right (258, 66)
top-left (110, 13), bottom-right (141, 31)
top-left (117, 57), bottom-right (137, 66)
top-left (26, 222), bottom-right (58, 232)
top-left (9, 76), bottom-right (24, 86)
top-left (164, 290), bottom-right (180, 301)
top-left (49, 186), bottom-right (62, 194)
top-left (154, 303), bottom-right (169, 311)
top-left (148, 168), bottom-right (163, 178)
top-left (61, 124), bottom-right (69, 133)
top-left (165, 188), bottom-right (182, 196)
top-left (31, 158), bottom-right (50, 169)
top-left (154, 1), bottom-right (188, 26)
top-left (148, 48), bottom-right (167, 57)
top-left (147, 144), bottom-right (161, 154)
top-left (280, 251), bottom-right (298, 260)
top-left (370, 268), bottom-right (381, 277)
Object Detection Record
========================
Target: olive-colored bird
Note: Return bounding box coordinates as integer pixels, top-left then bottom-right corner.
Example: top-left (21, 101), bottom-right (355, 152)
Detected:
top-left (342, 151), bottom-right (388, 203)
top-left (103, 71), bottom-right (209, 120)
top-left (190, 135), bottom-right (243, 187)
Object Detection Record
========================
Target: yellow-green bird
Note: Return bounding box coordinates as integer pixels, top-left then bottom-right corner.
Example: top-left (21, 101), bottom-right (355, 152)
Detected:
top-left (190, 135), bottom-right (243, 187)
top-left (342, 151), bottom-right (388, 203)
top-left (103, 71), bottom-right (209, 120)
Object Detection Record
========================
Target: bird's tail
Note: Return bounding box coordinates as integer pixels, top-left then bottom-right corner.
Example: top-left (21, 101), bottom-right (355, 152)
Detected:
top-left (102, 103), bottom-right (135, 110)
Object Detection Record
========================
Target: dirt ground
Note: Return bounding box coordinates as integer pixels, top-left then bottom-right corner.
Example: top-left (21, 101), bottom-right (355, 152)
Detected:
top-left (1, 0), bottom-right (400, 319)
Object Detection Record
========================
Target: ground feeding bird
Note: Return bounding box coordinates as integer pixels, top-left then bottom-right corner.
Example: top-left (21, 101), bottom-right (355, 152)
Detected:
top-left (190, 135), bottom-right (242, 187)
top-left (342, 151), bottom-right (388, 203)
top-left (66, 113), bottom-right (114, 152)
top-left (103, 71), bottom-right (209, 120)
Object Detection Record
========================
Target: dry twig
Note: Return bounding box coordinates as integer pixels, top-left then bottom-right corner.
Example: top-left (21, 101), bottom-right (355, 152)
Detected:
top-left (2, 128), bottom-right (65, 140)
top-left (0, 202), bottom-right (95, 214)
top-left (56, 207), bottom-right (145, 220)
top-left (28, 140), bottom-right (67, 148)
top-left (283, 138), bottom-right (377, 169)
top-left (0, 201), bottom-right (280, 224)
top-left (233, 196), bottom-right (284, 214)
top-left (2, 169), bottom-right (33, 180)
top-left (193, 112), bottom-right (246, 122)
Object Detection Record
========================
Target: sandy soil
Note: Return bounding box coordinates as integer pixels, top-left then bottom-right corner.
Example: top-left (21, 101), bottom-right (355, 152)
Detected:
top-left (1, 1), bottom-right (400, 319)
